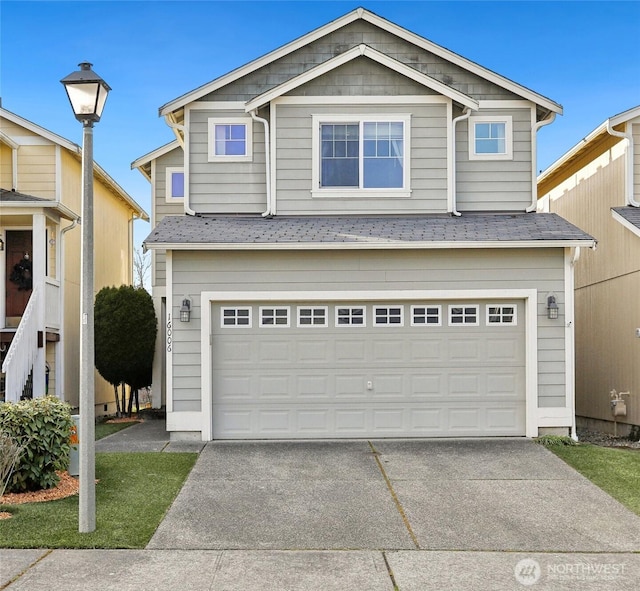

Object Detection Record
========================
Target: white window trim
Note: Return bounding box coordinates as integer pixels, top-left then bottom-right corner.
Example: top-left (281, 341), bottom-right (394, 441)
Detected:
top-left (373, 305), bottom-right (404, 327)
top-left (165, 167), bottom-right (184, 203)
top-left (410, 304), bottom-right (442, 327)
top-left (485, 304), bottom-right (518, 326)
top-left (311, 114), bottom-right (411, 198)
top-left (297, 306), bottom-right (329, 328)
top-left (468, 115), bottom-right (513, 160)
top-left (220, 306), bottom-right (252, 328)
top-left (448, 304), bottom-right (480, 326)
top-left (334, 305), bottom-right (367, 327)
top-left (208, 117), bottom-right (253, 162)
top-left (259, 306), bottom-right (290, 328)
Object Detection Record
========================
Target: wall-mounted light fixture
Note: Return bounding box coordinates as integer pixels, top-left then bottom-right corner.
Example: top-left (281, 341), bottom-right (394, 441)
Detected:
top-left (0, 237), bottom-right (4, 251)
top-left (547, 294), bottom-right (559, 320)
top-left (180, 298), bottom-right (191, 322)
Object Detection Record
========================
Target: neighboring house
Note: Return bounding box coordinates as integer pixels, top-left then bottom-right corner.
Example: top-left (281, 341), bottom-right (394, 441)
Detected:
top-left (538, 105), bottom-right (640, 434)
top-left (0, 107), bottom-right (149, 414)
top-left (135, 7), bottom-right (594, 441)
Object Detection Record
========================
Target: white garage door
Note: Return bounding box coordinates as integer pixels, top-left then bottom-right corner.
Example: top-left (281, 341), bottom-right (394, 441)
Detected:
top-left (211, 300), bottom-right (526, 439)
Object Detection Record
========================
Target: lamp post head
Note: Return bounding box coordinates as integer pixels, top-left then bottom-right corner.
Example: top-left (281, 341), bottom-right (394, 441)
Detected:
top-left (61, 62), bottom-right (111, 125)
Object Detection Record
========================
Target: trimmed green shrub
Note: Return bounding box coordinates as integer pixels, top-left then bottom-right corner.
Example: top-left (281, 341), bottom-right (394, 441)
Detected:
top-left (0, 396), bottom-right (74, 493)
top-left (534, 434), bottom-right (577, 447)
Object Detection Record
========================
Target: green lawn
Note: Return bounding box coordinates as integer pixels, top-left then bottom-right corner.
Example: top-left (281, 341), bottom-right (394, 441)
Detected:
top-left (95, 420), bottom-right (139, 440)
top-left (550, 444), bottom-right (640, 516)
top-left (0, 452), bottom-right (197, 548)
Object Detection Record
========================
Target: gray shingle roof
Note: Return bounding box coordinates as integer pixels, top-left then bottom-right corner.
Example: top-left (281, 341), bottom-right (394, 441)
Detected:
top-left (1, 188), bottom-right (49, 202)
top-left (144, 213), bottom-right (595, 249)
top-left (613, 206), bottom-right (640, 232)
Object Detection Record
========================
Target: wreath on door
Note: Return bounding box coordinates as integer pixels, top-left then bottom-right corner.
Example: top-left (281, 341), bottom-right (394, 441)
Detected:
top-left (9, 256), bottom-right (33, 291)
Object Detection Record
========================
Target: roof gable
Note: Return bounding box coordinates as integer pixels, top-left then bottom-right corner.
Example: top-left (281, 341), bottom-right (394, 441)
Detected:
top-left (245, 44), bottom-right (478, 112)
top-left (160, 7), bottom-right (561, 116)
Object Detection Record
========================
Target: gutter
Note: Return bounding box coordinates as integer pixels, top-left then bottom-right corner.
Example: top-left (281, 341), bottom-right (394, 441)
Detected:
top-left (527, 112), bottom-right (556, 212)
top-left (250, 110), bottom-right (273, 217)
top-left (606, 120), bottom-right (639, 207)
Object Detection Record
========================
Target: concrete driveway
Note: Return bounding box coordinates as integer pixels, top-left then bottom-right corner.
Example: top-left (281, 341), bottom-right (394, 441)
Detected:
top-left (5, 438), bottom-right (640, 591)
top-left (148, 438), bottom-right (640, 553)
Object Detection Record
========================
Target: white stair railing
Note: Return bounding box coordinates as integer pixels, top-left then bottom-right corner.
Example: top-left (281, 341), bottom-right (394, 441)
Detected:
top-left (2, 287), bottom-right (40, 402)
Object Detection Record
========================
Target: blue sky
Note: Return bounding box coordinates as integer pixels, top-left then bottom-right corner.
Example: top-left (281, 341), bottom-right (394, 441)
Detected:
top-left (2, 1), bottom-right (639, 246)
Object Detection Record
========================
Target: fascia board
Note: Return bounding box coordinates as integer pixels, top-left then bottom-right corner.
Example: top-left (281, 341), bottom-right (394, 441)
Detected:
top-left (362, 12), bottom-right (562, 115)
top-left (245, 44), bottom-right (478, 112)
top-left (0, 108), bottom-right (80, 153)
top-left (2, 200), bottom-right (79, 221)
top-left (145, 239), bottom-right (596, 251)
top-left (538, 106), bottom-right (640, 185)
top-left (131, 140), bottom-right (181, 170)
top-left (0, 130), bottom-right (20, 149)
top-left (159, 9), bottom-right (363, 116)
top-left (160, 7), bottom-right (555, 117)
top-left (612, 208), bottom-right (640, 238)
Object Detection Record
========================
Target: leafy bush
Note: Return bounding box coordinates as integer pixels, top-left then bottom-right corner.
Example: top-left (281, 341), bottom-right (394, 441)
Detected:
top-left (534, 434), bottom-right (577, 447)
top-left (0, 396), bottom-right (74, 493)
top-left (628, 425), bottom-right (640, 443)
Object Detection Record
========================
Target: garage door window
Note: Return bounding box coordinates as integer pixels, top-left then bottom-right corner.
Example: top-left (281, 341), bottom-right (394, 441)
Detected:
top-left (486, 305), bottom-right (517, 325)
top-left (221, 307), bottom-right (252, 327)
top-left (260, 307), bottom-right (290, 327)
top-left (298, 306), bottom-right (328, 327)
top-left (449, 305), bottom-right (479, 326)
top-left (374, 306), bottom-right (404, 326)
top-left (336, 306), bottom-right (366, 326)
top-left (411, 305), bottom-right (441, 326)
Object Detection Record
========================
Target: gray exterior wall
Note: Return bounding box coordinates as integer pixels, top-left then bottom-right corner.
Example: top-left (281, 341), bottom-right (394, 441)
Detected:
top-left (188, 108), bottom-right (266, 213)
top-left (200, 21), bottom-right (522, 102)
top-left (456, 108), bottom-right (533, 211)
top-left (168, 247), bottom-right (566, 412)
top-left (633, 121), bottom-right (640, 201)
top-left (153, 147), bottom-right (184, 288)
top-left (275, 101), bottom-right (448, 214)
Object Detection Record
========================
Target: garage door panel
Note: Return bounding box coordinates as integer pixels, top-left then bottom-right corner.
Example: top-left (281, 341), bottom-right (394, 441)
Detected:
top-left (212, 299), bottom-right (526, 438)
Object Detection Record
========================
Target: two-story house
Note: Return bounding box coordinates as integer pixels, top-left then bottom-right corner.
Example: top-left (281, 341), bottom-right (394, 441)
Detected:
top-left (1, 106), bottom-right (148, 414)
top-left (538, 105), bottom-right (640, 435)
top-left (136, 8), bottom-right (594, 441)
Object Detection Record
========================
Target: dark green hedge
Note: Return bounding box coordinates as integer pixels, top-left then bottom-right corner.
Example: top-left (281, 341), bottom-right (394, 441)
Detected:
top-left (0, 396), bottom-right (74, 493)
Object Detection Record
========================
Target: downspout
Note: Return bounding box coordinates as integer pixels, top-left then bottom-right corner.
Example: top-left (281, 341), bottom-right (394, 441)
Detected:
top-left (606, 120), bottom-right (639, 207)
top-left (164, 115), bottom-right (196, 216)
top-left (527, 112), bottom-right (556, 212)
top-left (250, 110), bottom-right (272, 217)
top-left (450, 107), bottom-right (471, 217)
top-left (58, 217), bottom-right (79, 402)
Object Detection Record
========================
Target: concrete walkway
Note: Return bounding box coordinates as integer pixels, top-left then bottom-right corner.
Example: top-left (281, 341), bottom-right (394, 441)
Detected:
top-left (2, 421), bottom-right (640, 590)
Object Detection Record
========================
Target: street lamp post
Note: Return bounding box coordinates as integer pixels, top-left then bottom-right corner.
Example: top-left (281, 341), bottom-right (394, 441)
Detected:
top-left (61, 62), bottom-right (110, 533)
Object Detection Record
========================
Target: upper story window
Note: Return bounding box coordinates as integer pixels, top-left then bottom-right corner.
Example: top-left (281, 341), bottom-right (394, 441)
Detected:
top-left (468, 116), bottom-right (513, 160)
top-left (165, 167), bottom-right (184, 202)
top-left (208, 117), bottom-right (253, 162)
top-left (312, 114), bottom-right (410, 196)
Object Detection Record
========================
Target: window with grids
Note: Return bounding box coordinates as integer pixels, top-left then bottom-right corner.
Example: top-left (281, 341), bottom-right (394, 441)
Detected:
top-left (449, 305), bottom-right (479, 326)
top-left (469, 116), bottom-right (512, 160)
top-left (335, 306), bottom-right (366, 326)
top-left (208, 118), bottom-right (252, 162)
top-left (373, 306), bottom-right (403, 326)
top-left (411, 305), bottom-right (442, 326)
top-left (221, 307), bottom-right (252, 327)
top-left (486, 305), bottom-right (517, 325)
top-left (316, 116), bottom-right (408, 190)
top-left (259, 307), bottom-right (290, 327)
top-left (297, 307), bottom-right (328, 327)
